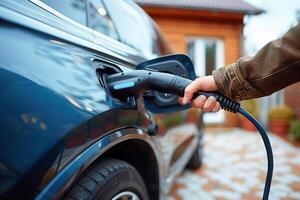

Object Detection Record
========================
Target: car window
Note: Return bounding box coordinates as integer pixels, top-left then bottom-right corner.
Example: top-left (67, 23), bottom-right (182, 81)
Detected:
top-left (87, 0), bottom-right (119, 40)
top-left (103, 0), bottom-right (161, 57)
top-left (42, 0), bottom-right (87, 26)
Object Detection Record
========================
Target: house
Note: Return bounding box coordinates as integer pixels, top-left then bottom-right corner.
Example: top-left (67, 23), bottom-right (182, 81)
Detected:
top-left (135, 0), bottom-right (263, 127)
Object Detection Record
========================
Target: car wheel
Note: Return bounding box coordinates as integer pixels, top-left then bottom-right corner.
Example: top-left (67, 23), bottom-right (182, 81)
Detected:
top-left (64, 159), bottom-right (149, 200)
top-left (186, 139), bottom-right (202, 169)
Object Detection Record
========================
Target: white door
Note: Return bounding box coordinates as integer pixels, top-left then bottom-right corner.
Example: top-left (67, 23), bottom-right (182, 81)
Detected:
top-left (188, 38), bottom-right (225, 124)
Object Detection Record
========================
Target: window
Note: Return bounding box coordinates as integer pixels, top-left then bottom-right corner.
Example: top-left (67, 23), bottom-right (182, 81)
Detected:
top-left (103, 0), bottom-right (160, 57)
top-left (42, 0), bottom-right (87, 26)
top-left (188, 38), bottom-right (225, 124)
top-left (188, 38), bottom-right (224, 77)
top-left (87, 0), bottom-right (118, 40)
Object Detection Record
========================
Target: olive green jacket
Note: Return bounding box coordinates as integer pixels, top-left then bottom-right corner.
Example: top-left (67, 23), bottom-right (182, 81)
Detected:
top-left (213, 22), bottom-right (300, 101)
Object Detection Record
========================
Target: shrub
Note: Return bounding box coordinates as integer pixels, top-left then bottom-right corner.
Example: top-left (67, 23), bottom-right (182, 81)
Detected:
top-left (268, 105), bottom-right (294, 121)
top-left (289, 120), bottom-right (300, 141)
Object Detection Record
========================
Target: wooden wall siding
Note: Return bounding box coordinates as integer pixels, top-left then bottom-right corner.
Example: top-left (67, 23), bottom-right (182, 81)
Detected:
top-left (143, 7), bottom-right (244, 65)
top-left (153, 17), bottom-right (243, 65)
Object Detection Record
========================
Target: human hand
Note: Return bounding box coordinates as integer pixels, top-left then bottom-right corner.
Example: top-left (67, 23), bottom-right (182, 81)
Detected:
top-left (178, 75), bottom-right (221, 112)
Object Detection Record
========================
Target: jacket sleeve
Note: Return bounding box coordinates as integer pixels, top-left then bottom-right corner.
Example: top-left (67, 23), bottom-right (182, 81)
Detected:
top-left (212, 22), bottom-right (300, 101)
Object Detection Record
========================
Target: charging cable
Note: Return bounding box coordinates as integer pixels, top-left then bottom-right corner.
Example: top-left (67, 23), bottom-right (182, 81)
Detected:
top-left (105, 70), bottom-right (273, 200)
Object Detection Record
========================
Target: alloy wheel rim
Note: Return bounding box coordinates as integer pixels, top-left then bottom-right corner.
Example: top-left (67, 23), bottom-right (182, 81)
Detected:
top-left (111, 191), bottom-right (140, 200)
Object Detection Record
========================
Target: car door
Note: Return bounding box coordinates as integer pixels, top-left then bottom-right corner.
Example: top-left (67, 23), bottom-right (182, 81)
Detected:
top-left (103, 0), bottom-right (202, 190)
top-left (0, 0), bottom-right (155, 198)
top-left (36, 0), bottom-right (153, 173)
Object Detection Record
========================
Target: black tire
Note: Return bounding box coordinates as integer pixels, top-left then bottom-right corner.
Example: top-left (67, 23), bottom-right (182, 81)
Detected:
top-left (64, 159), bottom-right (149, 200)
top-left (186, 139), bottom-right (203, 169)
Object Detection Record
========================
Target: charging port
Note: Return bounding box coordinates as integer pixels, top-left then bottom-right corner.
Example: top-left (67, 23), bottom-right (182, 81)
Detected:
top-left (97, 65), bottom-right (121, 87)
top-left (96, 63), bottom-right (130, 102)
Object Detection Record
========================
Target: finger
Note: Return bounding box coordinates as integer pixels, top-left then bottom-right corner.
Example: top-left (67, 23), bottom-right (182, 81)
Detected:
top-left (202, 96), bottom-right (217, 112)
top-left (212, 102), bottom-right (221, 112)
top-left (178, 97), bottom-right (184, 105)
top-left (192, 95), bottom-right (206, 108)
top-left (183, 78), bottom-right (202, 104)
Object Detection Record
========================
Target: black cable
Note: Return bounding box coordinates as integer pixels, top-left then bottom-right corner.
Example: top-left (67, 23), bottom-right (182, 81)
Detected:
top-left (239, 107), bottom-right (273, 200)
top-left (105, 70), bottom-right (274, 199)
top-left (194, 91), bottom-right (274, 200)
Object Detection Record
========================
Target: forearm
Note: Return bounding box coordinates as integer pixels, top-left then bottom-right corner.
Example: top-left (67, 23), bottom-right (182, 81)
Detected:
top-left (213, 22), bottom-right (300, 101)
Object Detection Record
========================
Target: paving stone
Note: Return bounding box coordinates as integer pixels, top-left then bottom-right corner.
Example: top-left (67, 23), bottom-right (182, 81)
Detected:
top-left (166, 129), bottom-right (300, 200)
top-left (290, 191), bottom-right (300, 199)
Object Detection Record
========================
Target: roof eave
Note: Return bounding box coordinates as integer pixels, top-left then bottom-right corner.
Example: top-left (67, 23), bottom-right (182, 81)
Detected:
top-left (137, 3), bottom-right (265, 16)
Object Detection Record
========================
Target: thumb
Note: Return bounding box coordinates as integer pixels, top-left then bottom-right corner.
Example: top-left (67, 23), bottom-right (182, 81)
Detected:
top-left (182, 75), bottom-right (217, 104)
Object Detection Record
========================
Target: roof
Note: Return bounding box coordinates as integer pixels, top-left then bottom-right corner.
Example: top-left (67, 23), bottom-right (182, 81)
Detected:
top-left (134, 0), bottom-right (263, 15)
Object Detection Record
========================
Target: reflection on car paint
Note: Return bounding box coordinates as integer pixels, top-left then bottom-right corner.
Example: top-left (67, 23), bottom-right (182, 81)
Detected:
top-left (60, 109), bottom-right (151, 172)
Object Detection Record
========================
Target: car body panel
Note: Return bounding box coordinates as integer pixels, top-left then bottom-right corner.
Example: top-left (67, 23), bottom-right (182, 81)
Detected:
top-left (0, 1), bottom-right (202, 199)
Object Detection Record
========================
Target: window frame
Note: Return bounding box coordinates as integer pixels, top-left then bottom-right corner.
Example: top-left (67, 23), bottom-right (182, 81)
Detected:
top-left (188, 37), bottom-right (224, 77)
top-left (188, 36), bottom-right (225, 124)
top-left (29, 0), bottom-right (137, 50)
top-left (40, 0), bottom-right (88, 26)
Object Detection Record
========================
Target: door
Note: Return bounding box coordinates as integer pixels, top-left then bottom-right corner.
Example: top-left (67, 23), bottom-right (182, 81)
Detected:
top-left (188, 37), bottom-right (225, 124)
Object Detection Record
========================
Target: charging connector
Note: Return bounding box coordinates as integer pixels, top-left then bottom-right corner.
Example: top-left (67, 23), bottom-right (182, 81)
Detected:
top-left (106, 70), bottom-right (240, 112)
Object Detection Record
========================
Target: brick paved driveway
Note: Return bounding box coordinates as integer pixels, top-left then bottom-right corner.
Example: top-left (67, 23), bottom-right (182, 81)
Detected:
top-left (168, 129), bottom-right (300, 200)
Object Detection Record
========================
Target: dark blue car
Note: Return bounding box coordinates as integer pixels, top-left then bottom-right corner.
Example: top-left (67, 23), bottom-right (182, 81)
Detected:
top-left (0, 0), bottom-right (203, 199)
